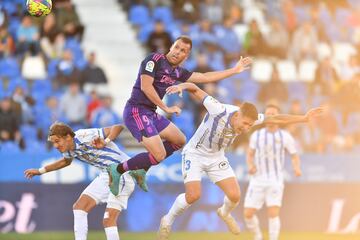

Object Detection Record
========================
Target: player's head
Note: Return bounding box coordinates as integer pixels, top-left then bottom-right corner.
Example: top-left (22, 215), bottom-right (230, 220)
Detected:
top-left (167, 35), bottom-right (192, 66)
top-left (265, 104), bottom-right (281, 128)
top-left (233, 102), bottom-right (258, 134)
top-left (48, 122), bottom-right (75, 153)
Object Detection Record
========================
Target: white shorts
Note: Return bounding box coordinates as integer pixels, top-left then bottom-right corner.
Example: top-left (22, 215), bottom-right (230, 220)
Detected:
top-left (244, 181), bottom-right (284, 209)
top-left (181, 151), bottom-right (235, 184)
top-left (82, 171), bottom-right (135, 211)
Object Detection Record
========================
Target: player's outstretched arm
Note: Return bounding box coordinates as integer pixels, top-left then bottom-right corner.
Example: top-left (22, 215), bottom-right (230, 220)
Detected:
top-left (291, 154), bottom-right (302, 177)
top-left (246, 148), bottom-right (257, 175)
top-left (92, 124), bottom-right (124, 149)
top-left (263, 107), bottom-right (324, 125)
top-left (24, 158), bottom-right (72, 179)
top-left (187, 56), bottom-right (252, 84)
top-left (166, 82), bottom-right (208, 102)
top-left (141, 74), bottom-right (181, 115)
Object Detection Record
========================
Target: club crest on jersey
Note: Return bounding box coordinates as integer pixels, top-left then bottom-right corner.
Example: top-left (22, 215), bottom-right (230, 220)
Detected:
top-left (219, 161), bottom-right (229, 170)
top-left (145, 61), bottom-right (155, 72)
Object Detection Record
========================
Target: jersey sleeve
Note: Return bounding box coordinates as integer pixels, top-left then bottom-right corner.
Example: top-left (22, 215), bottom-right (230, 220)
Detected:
top-left (140, 53), bottom-right (160, 78)
top-left (249, 131), bottom-right (257, 150)
top-left (178, 67), bottom-right (193, 82)
top-left (283, 131), bottom-right (297, 154)
top-left (202, 95), bottom-right (226, 115)
top-left (62, 151), bottom-right (72, 159)
top-left (75, 128), bottom-right (103, 143)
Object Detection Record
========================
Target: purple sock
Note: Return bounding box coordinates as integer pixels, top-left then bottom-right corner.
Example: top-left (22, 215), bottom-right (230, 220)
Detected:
top-left (163, 141), bottom-right (181, 157)
top-left (117, 152), bottom-right (159, 173)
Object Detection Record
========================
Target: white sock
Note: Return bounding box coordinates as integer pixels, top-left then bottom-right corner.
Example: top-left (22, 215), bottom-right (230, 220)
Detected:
top-left (269, 217), bottom-right (281, 240)
top-left (219, 196), bottom-right (238, 216)
top-left (245, 215), bottom-right (262, 236)
top-left (73, 210), bottom-right (88, 240)
top-left (105, 226), bottom-right (119, 240)
top-left (163, 193), bottom-right (190, 225)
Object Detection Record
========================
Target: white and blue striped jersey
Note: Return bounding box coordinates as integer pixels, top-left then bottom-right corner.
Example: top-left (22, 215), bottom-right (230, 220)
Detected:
top-left (249, 128), bottom-right (297, 183)
top-left (183, 96), bottom-right (240, 156)
top-left (62, 128), bottom-right (129, 170)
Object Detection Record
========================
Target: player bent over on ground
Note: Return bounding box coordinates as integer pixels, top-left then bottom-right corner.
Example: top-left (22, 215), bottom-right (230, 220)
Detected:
top-left (243, 104), bottom-right (302, 240)
top-left (157, 82), bottom-right (323, 240)
top-left (107, 35), bottom-right (252, 196)
top-left (24, 122), bottom-right (147, 240)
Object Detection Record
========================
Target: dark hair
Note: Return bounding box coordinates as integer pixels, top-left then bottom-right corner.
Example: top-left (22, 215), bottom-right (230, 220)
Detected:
top-left (240, 102), bottom-right (258, 121)
top-left (175, 35), bottom-right (192, 50)
top-left (265, 104), bottom-right (281, 113)
top-left (48, 122), bottom-right (75, 139)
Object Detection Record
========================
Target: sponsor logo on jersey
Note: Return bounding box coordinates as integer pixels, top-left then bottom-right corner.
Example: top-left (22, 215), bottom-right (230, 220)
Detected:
top-left (145, 61), bottom-right (155, 72)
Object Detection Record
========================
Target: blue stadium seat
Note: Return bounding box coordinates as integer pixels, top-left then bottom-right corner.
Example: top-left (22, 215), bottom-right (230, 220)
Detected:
top-left (47, 59), bottom-right (60, 78)
top-left (172, 110), bottom-right (195, 139)
top-left (20, 124), bottom-right (38, 142)
top-left (0, 141), bottom-right (21, 153)
top-left (24, 140), bottom-right (47, 153)
top-left (129, 5), bottom-right (151, 27)
top-left (0, 57), bottom-right (20, 79)
top-left (7, 77), bottom-right (28, 93)
top-left (137, 22), bottom-right (155, 43)
top-left (153, 6), bottom-right (173, 23)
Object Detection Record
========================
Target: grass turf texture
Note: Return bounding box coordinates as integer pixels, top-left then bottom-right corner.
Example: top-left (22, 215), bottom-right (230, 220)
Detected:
top-left (1, 232), bottom-right (360, 240)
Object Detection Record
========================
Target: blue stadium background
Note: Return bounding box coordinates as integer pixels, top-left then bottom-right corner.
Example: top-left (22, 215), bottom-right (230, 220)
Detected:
top-left (1, 0), bottom-right (360, 234)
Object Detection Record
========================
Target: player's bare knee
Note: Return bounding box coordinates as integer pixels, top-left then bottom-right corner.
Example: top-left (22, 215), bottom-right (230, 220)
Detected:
top-left (185, 191), bottom-right (201, 204)
top-left (244, 209), bottom-right (255, 219)
top-left (227, 191), bottom-right (241, 204)
top-left (103, 211), bottom-right (117, 228)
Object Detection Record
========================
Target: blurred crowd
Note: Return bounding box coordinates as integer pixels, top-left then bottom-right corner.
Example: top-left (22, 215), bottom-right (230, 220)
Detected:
top-left (0, 0), bottom-right (120, 152)
top-left (120, 0), bottom-right (360, 154)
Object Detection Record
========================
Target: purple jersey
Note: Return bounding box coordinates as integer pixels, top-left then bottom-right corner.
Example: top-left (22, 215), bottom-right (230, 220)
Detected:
top-left (127, 53), bottom-right (193, 111)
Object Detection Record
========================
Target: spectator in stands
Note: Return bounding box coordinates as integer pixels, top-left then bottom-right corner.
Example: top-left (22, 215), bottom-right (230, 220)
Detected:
top-left (290, 22), bottom-right (318, 63)
top-left (243, 20), bottom-right (267, 57)
top-left (265, 18), bottom-right (289, 59)
top-left (198, 19), bottom-right (217, 49)
top-left (172, 0), bottom-right (200, 22)
top-left (311, 57), bottom-right (339, 96)
top-left (287, 99), bottom-right (307, 152)
top-left (309, 5), bottom-right (329, 42)
top-left (16, 15), bottom-right (40, 55)
top-left (0, 26), bottom-right (15, 58)
top-left (86, 90), bottom-right (102, 125)
top-left (55, 1), bottom-right (84, 40)
top-left (217, 17), bottom-right (241, 66)
top-left (91, 95), bottom-right (121, 128)
top-left (59, 82), bottom-right (87, 127)
top-left (21, 42), bottom-right (47, 81)
top-left (339, 55), bottom-right (360, 82)
top-left (81, 52), bottom-right (108, 85)
top-left (12, 86), bottom-right (35, 125)
top-left (200, 0), bottom-right (223, 24)
top-left (36, 96), bottom-right (60, 141)
top-left (257, 68), bottom-right (288, 104)
top-left (0, 97), bottom-right (22, 145)
top-left (280, 0), bottom-right (298, 35)
top-left (40, 13), bottom-right (65, 59)
top-left (146, 21), bottom-right (172, 54)
top-left (54, 49), bottom-right (82, 89)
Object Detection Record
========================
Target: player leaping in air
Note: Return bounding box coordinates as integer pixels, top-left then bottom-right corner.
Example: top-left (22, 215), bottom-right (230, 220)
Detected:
top-left (107, 35), bottom-right (252, 195)
top-left (156, 82), bottom-right (323, 240)
top-left (24, 122), bottom-right (147, 240)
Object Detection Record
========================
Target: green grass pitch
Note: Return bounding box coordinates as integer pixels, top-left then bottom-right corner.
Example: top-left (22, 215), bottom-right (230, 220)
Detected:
top-left (1, 232), bottom-right (360, 240)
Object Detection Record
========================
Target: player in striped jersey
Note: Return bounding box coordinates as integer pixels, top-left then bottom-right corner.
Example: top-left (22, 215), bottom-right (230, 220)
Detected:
top-left (243, 104), bottom-right (301, 240)
top-left (24, 122), bottom-right (146, 240)
top-left (157, 83), bottom-right (322, 240)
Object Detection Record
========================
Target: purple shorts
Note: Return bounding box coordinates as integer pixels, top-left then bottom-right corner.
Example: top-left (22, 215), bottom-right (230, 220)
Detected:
top-left (123, 104), bottom-right (171, 142)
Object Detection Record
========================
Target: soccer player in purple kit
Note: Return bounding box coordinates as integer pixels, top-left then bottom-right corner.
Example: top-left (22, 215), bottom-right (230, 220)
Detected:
top-left (107, 36), bottom-right (252, 195)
